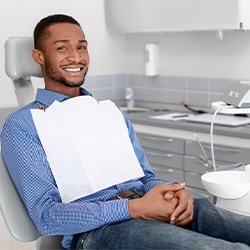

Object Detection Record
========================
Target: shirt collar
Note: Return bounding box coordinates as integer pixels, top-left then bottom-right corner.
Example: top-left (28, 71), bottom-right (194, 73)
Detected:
top-left (35, 88), bottom-right (92, 108)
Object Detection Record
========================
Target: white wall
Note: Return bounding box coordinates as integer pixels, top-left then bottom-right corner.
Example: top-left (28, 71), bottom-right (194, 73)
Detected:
top-left (0, 0), bottom-right (126, 108)
top-left (125, 30), bottom-right (250, 80)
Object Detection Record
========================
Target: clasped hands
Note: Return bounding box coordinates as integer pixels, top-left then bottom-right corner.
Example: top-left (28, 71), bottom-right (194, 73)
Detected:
top-left (128, 183), bottom-right (194, 226)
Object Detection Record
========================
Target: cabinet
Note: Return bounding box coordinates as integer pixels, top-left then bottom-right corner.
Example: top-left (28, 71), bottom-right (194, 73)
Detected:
top-left (105, 0), bottom-right (250, 33)
top-left (137, 132), bottom-right (250, 199)
top-left (138, 134), bottom-right (185, 183)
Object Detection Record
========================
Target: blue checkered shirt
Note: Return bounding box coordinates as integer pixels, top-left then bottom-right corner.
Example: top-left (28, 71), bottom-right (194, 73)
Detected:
top-left (1, 88), bottom-right (164, 249)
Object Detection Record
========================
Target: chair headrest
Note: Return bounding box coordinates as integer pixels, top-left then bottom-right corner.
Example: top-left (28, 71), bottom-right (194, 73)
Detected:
top-left (5, 37), bottom-right (42, 80)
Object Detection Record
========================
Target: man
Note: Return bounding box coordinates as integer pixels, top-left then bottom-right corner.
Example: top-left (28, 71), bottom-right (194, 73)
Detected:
top-left (1, 14), bottom-right (250, 249)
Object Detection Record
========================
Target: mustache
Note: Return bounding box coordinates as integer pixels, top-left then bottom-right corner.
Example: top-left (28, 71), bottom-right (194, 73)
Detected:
top-left (61, 62), bottom-right (87, 67)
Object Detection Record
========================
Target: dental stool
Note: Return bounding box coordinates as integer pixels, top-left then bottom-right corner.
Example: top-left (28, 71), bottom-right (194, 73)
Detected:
top-left (1, 37), bottom-right (63, 249)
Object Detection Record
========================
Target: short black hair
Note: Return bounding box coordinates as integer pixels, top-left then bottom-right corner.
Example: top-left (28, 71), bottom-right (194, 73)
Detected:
top-left (33, 14), bottom-right (81, 50)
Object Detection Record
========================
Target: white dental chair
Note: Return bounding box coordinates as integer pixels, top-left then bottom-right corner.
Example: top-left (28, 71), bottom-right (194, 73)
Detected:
top-left (1, 37), bottom-right (63, 249)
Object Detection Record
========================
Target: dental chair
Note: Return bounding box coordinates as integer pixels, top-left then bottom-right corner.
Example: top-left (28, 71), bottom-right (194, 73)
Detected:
top-left (1, 37), bottom-right (63, 249)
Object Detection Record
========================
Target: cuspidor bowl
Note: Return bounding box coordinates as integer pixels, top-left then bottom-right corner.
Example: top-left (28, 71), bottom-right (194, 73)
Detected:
top-left (201, 170), bottom-right (250, 199)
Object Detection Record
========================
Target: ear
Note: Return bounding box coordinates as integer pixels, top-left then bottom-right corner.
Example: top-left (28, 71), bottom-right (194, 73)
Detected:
top-left (32, 49), bottom-right (45, 66)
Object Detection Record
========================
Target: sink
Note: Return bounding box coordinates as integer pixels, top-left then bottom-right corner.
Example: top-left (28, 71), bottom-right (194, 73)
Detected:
top-left (201, 170), bottom-right (250, 199)
top-left (120, 107), bottom-right (149, 113)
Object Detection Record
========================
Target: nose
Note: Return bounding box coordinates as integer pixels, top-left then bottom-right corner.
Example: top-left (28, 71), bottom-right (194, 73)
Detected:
top-left (67, 48), bottom-right (83, 63)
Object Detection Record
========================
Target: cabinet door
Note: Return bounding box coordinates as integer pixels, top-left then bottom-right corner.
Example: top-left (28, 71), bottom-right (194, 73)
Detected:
top-left (185, 140), bottom-right (250, 164)
top-left (185, 187), bottom-right (209, 199)
top-left (151, 164), bottom-right (184, 183)
top-left (145, 149), bottom-right (184, 170)
top-left (105, 0), bottom-right (250, 33)
top-left (185, 171), bottom-right (205, 190)
top-left (184, 155), bottom-right (208, 174)
top-left (184, 155), bottom-right (234, 173)
top-left (138, 134), bottom-right (184, 154)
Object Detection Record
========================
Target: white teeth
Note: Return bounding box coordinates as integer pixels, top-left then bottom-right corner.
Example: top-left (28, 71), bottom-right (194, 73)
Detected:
top-left (64, 68), bottom-right (81, 72)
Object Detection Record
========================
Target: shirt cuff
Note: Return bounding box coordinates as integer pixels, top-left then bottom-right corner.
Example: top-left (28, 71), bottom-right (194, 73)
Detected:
top-left (103, 199), bottom-right (130, 223)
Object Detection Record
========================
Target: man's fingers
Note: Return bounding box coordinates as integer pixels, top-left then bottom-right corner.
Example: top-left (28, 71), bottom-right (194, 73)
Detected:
top-left (175, 214), bottom-right (193, 226)
top-left (170, 206), bottom-right (185, 223)
top-left (157, 183), bottom-right (185, 194)
top-left (170, 195), bottom-right (194, 225)
top-left (164, 191), bottom-right (175, 200)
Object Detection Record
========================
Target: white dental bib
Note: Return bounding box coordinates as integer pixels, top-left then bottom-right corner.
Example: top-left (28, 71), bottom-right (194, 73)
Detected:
top-left (31, 96), bottom-right (144, 203)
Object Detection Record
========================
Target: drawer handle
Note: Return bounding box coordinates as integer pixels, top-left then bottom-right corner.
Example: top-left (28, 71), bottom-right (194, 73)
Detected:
top-left (153, 167), bottom-right (174, 173)
top-left (147, 151), bottom-right (173, 158)
top-left (140, 135), bottom-right (173, 143)
top-left (203, 145), bottom-right (241, 153)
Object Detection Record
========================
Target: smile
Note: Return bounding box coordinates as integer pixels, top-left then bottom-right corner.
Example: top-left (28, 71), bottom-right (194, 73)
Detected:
top-left (64, 68), bottom-right (81, 72)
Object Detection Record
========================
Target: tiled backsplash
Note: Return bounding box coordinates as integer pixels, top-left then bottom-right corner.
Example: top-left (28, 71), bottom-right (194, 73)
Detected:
top-left (84, 74), bottom-right (240, 108)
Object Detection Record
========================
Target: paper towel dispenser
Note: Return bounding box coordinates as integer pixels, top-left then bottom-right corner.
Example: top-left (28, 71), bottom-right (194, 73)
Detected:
top-left (105, 0), bottom-right (250, 33)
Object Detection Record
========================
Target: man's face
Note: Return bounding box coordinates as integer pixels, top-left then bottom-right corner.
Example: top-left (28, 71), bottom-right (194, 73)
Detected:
top-left (40, 23), bottom-right (89, 88)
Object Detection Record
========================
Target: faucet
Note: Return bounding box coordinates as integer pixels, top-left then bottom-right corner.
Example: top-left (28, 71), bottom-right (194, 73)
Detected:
top-left (125, 88), bottom-right (134, 108)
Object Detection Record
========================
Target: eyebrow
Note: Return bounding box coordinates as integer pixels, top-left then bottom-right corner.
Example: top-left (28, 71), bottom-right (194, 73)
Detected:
top-left (53, 39), bottom-right (88, 44)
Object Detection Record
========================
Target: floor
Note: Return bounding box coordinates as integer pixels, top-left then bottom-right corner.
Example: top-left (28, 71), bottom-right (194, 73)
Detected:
top-left (0, 241), bottom-right (35, 250)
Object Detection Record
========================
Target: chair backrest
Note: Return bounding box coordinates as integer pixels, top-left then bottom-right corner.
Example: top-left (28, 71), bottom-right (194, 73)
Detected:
top-left (0, 153), bottom-right (63, 249)
top-left (0, 153), bottom-right (41, 242)
top-left (2, 37), bottom-right (64, 249)
top-left (4, 37), bottom-right (42, 107)
top-left (2, 37), bottom-right (42, 241)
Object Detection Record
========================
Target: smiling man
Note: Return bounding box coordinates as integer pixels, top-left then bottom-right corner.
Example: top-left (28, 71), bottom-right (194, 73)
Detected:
top-left (33, 18), bottom-right (89, 96)
top-left (1, 14), bottom-right (250, 250)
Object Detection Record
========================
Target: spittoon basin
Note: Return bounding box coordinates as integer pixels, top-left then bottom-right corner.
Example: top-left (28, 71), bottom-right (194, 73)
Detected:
top-left (201, 170), bottom-right (250, 199)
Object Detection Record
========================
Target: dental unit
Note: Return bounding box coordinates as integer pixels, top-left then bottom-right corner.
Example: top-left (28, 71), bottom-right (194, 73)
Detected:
top-left (202, 82), bottom-right (250, 216)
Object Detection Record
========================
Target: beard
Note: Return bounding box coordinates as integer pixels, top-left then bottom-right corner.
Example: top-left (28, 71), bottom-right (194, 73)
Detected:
top-left (45, 60), bottom-right (88, 88)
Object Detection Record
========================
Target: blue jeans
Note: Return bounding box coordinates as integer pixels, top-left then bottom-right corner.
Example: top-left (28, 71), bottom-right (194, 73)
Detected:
top-left (73, 199), bottom-right (250, 249)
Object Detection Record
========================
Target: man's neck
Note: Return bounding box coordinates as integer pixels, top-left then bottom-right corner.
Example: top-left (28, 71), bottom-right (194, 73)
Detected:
top-left (45, 85), bottom-right (81, 98)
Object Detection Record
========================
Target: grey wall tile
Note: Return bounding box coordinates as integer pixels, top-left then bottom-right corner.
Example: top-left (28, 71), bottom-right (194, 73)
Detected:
top-left (146, 75), bottom-right (167, 89)
top-left (114, 87), bottom-right (127, 100)
top-left (92, 75), bottom-right (114, 88)
top-left (92, 88), bottom-right (114, 101)
top-left (187, 92), bottom-right (209, 107)
top-left (85, 74), bottom-right (237, 108)
top-left (83, 76), bottom-right (94, 89)
top-left (114, 74), bottom-right (127, 88)
top-left (167, 76), bottom-right (187, 90)
top-left (209, 93), bottom-right (222, 104)
top-left (133, 87), bottom-right (146, 101)
top-left (187, 77), bottom-right (209, 92)
top-left (210, 78), bottom-right (232, 93)
top-left (145, 88), bottom-right (166, 103)
top-left (127, 74), bottom-right (147, 88)
top-left (166, 90), bottom-right (186, 105)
